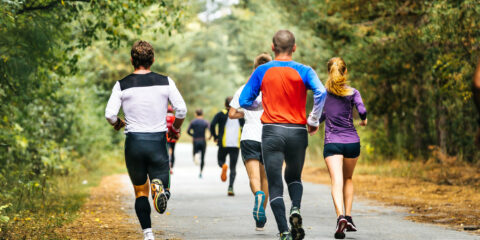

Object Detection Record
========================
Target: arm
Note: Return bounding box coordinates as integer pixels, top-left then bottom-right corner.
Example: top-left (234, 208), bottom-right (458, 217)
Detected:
top-left (210, 113), bottom-right (220, 141)
top-left (105, 82), bottom-right (125, 131)
top-left (239, 70), bottom-right (262, 110)
top-left (187, 122), bottom-right (194, 137)
top-left (168, 77), bottom-right (187, 139)
top-left (353, 89), bottom-right (368, 126)
top-left (305, 67), bottom-right (327, 134)
top-left (229, 86), bottom-right (245, 119)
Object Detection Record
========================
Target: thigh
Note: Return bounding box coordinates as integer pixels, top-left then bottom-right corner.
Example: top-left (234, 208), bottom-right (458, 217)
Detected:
top-left (284, 129), bottom-right (308, 181)
top-left (125, 137), bottom-right (149, 186)
top-left (343, 157), bottom-right (358, 179)
top-left (262, 125), bottom-right (286, 179)
top-left (146, 138), bottom-right (170, 181)
top-left (325, 155), bottom-right (344, 181)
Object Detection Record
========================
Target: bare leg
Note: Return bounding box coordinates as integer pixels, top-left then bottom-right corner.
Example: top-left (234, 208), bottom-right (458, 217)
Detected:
top-left (343, 157), bottom-right (358, 216)
top-left (325, 155), bottom-right (344, 217)
top-left (260, 163), bottom-right (269, 209)
top-left (245, 159), bottom-right (262, 194)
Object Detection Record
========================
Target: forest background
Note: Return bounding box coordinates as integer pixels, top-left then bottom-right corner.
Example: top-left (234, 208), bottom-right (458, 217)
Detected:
top-left (0, 0), bottom-right (479, 237)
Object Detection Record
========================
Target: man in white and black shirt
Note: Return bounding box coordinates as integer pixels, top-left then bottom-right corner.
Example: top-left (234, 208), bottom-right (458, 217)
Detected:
top-left (105, 40), bottom-right (187, 240)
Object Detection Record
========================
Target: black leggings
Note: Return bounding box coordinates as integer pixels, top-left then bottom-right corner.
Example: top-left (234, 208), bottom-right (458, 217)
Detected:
top-left (193, 140), bottom-right (207, 172)
top-left (168, 142), bottom-right (176, 168)
top-left (262, 124), bottom-right (308, 233)
top-left (125, 132), bottom-right (170, 188)
top-left (217, 146), bottom-right (239, 188)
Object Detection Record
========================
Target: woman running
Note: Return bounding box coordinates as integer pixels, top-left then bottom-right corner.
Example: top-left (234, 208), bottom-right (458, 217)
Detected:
top-left (320, 57), bottom-right (367, 239)
top-left (229, 52), bottom-right (272, 231)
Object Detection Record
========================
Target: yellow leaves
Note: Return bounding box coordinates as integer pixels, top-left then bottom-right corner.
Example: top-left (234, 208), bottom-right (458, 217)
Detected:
top-left (61, 0), bottom-right (65, 6)
top-left (24, 217), bottom-right (31, 221)
top-left (166, 212), bottom-right (170, 215)
top-left (122, 3), bottom-right (128, 9)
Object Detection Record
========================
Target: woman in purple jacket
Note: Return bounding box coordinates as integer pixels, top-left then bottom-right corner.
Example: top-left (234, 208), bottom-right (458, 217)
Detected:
top-left (320, 57), bottom-right (367, 239)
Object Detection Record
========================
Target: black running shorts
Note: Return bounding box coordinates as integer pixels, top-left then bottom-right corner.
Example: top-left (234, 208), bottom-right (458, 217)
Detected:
top-left (125, 132), bottom-right (170, 187)
top-left (240, 140), bottom-right (263, 164)
top-left (323, 142), bottom-right (360, 159)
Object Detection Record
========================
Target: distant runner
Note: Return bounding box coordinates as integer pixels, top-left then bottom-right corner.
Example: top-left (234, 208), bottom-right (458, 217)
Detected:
top-left (187, 109), bottom-right (210, 178)
top-left (474, 58), bottom-right (480, 147)
top-left (239, 30), bottom-right (327, 240)
top-left (210, 97), bottom-right (244, 196)
top-left (105, 41), bottom-right (187, 240)
top-left (229, 53), bottom-right (272, 231)
top-left (319, 57), bottom-right (367, 239)
top-left (166, 105), bottom-right (178, 173)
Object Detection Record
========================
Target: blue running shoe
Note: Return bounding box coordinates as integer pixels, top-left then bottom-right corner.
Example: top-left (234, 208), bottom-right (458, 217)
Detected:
top-left (253, 191), bottom-right (266, 230)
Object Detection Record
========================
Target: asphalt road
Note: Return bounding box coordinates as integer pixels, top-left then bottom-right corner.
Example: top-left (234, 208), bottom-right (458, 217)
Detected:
top-left (121, 143), bottom-right (479, 240)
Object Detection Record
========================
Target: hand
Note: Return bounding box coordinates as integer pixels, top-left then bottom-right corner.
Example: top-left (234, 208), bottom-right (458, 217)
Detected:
top-left (360, 119), bottom-right (368, 126)
top-left (167, 129), bottom-right (180, 140)
top-left (476, 128), bottom-right (480, 148)
top-left (307, 124), bottom-right (319, 136)
top-left (113, 118), bottom-right (125, 131)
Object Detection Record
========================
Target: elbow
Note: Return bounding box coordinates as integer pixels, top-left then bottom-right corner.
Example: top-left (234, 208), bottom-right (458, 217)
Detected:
top-left (174, 107), bottom-right (187, 119)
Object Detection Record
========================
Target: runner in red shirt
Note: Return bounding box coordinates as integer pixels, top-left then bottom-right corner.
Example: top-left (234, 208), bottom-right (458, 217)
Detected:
top-left (166, 105), bottom-right (178, 172)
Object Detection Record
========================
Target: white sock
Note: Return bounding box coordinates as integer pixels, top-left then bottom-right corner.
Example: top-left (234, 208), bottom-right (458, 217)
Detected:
top-left (143, 228), bottom-right (152, 234)
top-left (143, 228), bottom-right (154, 240)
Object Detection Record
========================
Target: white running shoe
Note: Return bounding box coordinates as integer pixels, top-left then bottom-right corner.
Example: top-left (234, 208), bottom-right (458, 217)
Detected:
top-left (143, 228), bottom-right (155, 240)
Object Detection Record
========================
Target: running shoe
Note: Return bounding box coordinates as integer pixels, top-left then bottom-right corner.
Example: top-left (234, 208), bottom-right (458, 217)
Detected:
top-left (199, 172), bottom-right (203, 178)
top-left (221, 163), bottom-right (228, 182)
top-left (228, 186), bottom-right (235, 196)
top-left (279, 231), bottom-right (292, 240)
top-left (334, 215), bottom-right (348, 239)
top-left (151, 179), bottom-right (167, 214)
top-left (143, 228), bottom-right (155, 240)
top-left (289, 207), bottom-right (305, 240)
top-left (345, 215), bottom-right (357, 232)
top-left (253, 191), bottom-right (267, 231)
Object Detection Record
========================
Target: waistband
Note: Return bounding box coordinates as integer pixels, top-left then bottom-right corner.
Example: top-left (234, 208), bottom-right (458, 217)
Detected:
top-left (193, 137), bottom-right (206, 141)
top-left (126, 132), bottom-right (166, 141)
top-left (263, 123), bottom-right (306, 129)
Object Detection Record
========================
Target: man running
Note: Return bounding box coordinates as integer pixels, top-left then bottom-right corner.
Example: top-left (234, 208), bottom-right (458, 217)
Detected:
top-left (239, 30), bottom-right (327, 240)
top-left (187, 109), bottom-right (209, 178)
top-left (105, 40), bottom-right (187, 240)
top-left (166, 105), bottom-right (178, 172)
top-left (229, 52), bottom-right (272, 231)
top-left (474, 58), bottom-right (480, 147)
top-left (210, 97), bottom-right (244, 196)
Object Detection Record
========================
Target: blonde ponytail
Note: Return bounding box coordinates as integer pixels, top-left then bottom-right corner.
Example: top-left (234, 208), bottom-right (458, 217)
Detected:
top-left (326, 57), bottom-right (353, 96)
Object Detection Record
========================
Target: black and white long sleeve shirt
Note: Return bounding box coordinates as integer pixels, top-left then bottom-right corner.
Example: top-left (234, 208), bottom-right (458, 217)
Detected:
top-left (105, 72), bottom-right (187, 133)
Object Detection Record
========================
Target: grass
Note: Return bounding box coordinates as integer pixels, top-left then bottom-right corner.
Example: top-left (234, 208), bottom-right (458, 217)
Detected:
top-left (0, 149), bottom-right (126, 239)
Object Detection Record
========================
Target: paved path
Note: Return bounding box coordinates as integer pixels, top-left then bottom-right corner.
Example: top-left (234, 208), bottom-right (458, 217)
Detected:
top-left (121, 143), bottom-right (479, 240)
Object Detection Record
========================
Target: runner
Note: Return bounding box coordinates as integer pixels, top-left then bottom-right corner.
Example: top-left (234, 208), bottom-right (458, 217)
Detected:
top-left (166, 105), bottom-right (178, 173)
top-left (187, 109), bottom-right (210, 178)
top-left (229, 52), bottom-right (272, 231)
top-left (319, 57), bottom-right (367, 239)
top-left (105, 40), bottom-right (187, 240)
top-left (239, 30), bottom-right (327, 240)
top-left (210, 97), bottom-right (245, 196)
top-left (473, 58), bottom-right (480, 147)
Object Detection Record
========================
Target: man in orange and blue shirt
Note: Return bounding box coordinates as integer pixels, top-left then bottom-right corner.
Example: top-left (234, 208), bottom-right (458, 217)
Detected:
top-left (240, 30), bottom-right (326, 240)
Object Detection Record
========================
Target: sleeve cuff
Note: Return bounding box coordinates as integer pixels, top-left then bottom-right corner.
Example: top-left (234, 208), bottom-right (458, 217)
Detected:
top-left (307, 114), bottom-right (319, 127)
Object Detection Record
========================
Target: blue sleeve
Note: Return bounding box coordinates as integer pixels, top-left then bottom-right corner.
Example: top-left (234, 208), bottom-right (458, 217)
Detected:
top-left (304, 67), bottom-right (327, 126)
top-left (239, 70), bottom-right (262, 109)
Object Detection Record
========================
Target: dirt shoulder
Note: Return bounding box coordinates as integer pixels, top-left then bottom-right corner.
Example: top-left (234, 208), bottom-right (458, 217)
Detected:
top-left (57, 174), bottom-right (144, 239)
top-left (302, 165), bottom-right (480, 235)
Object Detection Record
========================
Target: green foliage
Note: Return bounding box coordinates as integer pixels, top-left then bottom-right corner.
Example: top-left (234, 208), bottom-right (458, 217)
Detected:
top-left (0, 0), bottom-right (185, 235)
top-left (277, 0), bottom-right (480, 161)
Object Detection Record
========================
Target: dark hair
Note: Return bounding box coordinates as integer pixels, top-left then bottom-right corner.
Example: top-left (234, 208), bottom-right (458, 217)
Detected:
top-left (272, 30), bottom-right (295, 54)
top-left (195, 109), bottom-right (203, 116)
top-left (225, 96), bottom-right (233, 108)
top-left (254, 53), bottom-right (272, 69)
top-left (131, 40), bottom-right (154, 69)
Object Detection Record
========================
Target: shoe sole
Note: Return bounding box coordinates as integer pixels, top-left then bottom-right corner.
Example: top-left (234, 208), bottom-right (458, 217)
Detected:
top-left (221, 164), bottom-right (228, 182)
top-left (253, 193), bottom-right (266, 221)
top-left (289, 213), bottom-right (305, 240)
top-left (151, 181), bottom-right (168, 214)
top-left (334, 219), bottom-right (347, 239)
top-left (346, 222), bottom-right (357, 232)
top-left (255, 227), bottom-right (265, 231)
